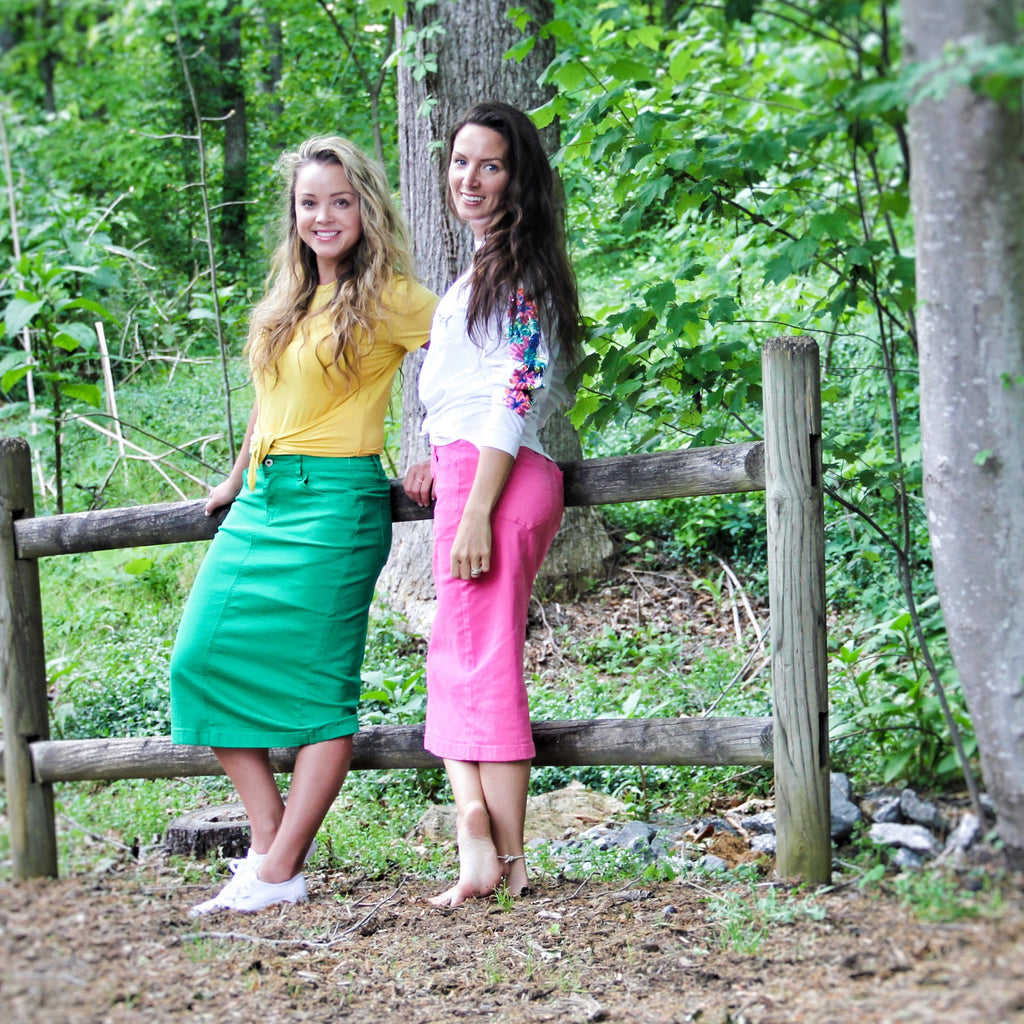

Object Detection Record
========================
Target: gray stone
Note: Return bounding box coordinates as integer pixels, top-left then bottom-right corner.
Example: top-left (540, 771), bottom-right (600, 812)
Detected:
top-left (891, 847), bottom-right (925, 871)
top-left (830, 772), bottom-right (854, 803)
top-left (937, 812), bottom-right (983, 865)
top-left (579, 826), bottom-right (615, 851)
top-left (861, 789), bottom-right (903, 823)
top-left (868, 822), bottom-right (939, 857)
top-left (831, 797), bottom-right (862, 841)
top-left (699, 854), bottom-right (729, 872)
top-left (739, 812), bottom-right (777, 835)
top-left (829, 773), bottom-right (862, 841)
top-left (611, 821), bottom-right (658, 851)
top-left (900, 788), bottom-right (940, 828)
top-left (750, 833), bottom-right (777, 855)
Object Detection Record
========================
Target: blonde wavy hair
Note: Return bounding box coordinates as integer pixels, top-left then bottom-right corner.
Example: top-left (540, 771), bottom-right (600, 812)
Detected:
top-left (246, 136), bottom-right (416, 383)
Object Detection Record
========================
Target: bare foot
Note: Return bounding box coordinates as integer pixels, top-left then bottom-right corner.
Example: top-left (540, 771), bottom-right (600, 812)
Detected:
top-left (429, 800), bottom-right (502, 908)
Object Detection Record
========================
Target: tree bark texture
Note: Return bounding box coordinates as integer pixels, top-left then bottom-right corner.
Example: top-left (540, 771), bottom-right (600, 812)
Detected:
top-left (902, 0), bottom-right (1024, 864)
top-left (384, 0), bottom-right (611, 632)
top-left (218, 12), bottom-right (247, 261)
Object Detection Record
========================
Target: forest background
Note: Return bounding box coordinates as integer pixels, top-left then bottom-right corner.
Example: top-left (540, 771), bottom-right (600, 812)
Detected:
top-left (0, 0), bottom-right (1007, 876)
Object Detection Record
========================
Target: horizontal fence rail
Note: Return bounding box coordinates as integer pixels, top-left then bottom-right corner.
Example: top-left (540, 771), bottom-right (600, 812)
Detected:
top-left (0, 716), bottom-right (774, 783)
top-left (13, 442), bottom-right (765, 559)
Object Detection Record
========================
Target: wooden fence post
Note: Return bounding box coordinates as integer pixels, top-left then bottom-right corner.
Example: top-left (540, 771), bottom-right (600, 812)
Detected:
top-left (762, 337), bottom-right (831, 884)
top-left (0, 437), bottom-right (58, 877)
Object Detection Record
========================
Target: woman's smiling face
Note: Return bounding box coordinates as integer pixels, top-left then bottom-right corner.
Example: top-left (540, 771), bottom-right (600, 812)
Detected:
top-left (294, 160), bottom-right (363, 284)
top-left (448, 123), bottom-right (509, 240)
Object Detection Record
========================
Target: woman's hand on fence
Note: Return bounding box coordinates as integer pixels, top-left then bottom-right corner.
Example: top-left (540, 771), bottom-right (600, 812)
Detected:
top-left (403, 460), bottom-right (434, 507)
top-left (205, 476), bottom-right (242, 516)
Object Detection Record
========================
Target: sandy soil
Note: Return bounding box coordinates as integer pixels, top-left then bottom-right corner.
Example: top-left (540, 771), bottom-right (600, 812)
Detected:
top-left (5, 565), bottom-right (1024, 1022)
top-left (2, 856), bottom-right (1023, 1024)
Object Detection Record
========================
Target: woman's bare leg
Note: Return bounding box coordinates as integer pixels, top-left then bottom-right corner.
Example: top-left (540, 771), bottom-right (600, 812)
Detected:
top-left (430, 760), bottom-right (501, 907)
top-left (430, 758), bottom-right (531, 907)
top-left (212, 747), bottom-right (285, 853)
top-left (480, 759), bottom-right (531, 895)
top-left (258, 736), bottom-right (353, 883)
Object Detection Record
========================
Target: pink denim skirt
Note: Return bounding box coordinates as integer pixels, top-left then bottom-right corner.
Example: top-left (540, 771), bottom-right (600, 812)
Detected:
top-left (424, 440), bottom-right (563, 762)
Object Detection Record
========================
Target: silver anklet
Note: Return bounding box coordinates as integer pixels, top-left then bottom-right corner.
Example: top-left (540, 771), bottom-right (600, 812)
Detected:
top-left (499, 854), bottom-right (525, 864)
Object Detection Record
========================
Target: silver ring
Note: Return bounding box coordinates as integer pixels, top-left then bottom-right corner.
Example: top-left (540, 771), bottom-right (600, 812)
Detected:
top-left (470, 568), bottom-right (482, 578)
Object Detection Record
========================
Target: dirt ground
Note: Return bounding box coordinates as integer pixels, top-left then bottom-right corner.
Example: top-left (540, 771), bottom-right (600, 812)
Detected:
top-left (5, 565), bottom-right (1024, 1022)
top-left (2, 858), bottom-right (1024, 1024)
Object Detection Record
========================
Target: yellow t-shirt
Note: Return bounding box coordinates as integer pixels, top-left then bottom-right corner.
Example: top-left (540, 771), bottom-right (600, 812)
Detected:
top-left (247, 277), bottom-right (437, 486)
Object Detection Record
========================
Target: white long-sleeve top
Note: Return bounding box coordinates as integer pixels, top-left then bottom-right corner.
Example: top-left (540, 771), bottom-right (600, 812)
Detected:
top-left (418, 266), bottom-right (569, 458)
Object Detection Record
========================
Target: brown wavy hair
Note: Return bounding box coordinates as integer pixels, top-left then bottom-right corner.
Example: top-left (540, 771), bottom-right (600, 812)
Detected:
top-left (446, 102), bottom-right (581, 365)
top-left (246, 136), bottom-right (416, 384)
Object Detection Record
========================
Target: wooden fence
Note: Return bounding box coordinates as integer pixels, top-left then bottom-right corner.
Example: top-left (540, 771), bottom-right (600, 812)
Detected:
top-left (0, 337), bottom-right (830, 884)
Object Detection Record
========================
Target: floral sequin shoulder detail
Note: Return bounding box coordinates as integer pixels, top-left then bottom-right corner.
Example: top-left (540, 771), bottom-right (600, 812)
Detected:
top-left (503, 287), bottom-right (547, 416)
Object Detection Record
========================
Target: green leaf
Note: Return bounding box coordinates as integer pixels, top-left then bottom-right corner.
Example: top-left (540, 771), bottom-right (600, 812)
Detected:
top-left (4, 297), bottom-right (46, 337)
top-left (1, 365), bottom-right (32, 392)
top-left (59, 382), bottom-right (103, 407)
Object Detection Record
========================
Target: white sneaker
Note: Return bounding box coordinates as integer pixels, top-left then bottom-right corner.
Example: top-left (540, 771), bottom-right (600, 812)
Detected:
top-left (191, 869), bottom-right (307, 915)
top-left (189, 868), bottom-right (255, 917)
top-left (221, 871), bottom-right (308, 912)
top-left (227, 838), bottom-right (318, 876)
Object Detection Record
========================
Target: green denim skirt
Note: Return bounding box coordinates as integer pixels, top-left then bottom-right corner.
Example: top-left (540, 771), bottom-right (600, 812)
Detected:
top-left (170, 453), bottom-right (391, 748)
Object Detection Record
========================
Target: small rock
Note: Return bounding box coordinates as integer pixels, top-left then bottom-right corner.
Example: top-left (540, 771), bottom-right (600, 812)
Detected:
top-left (868, 822), bottom-right (939, 857)
top-left (750, 833), bottom-right (777, 855)
top-left (611, 821), bottom-right (657, 851)
top-left (831, 797), bottom-right (862, 842)
top-left (937, 812), bottom-right (983, 866)
top-left (739, 812), bottom-right (776, 835)
top-left (900, 788), bottom-right (940, 829)
top-left (662, 905), bottom-right (678, 916)
top-left (891, 847), bottom-right (925, 871)
top-left (830, 772), bottom-right (854, 803)
top-left (578, 826), bottom-right (615, 851)
top-left (699, 854), bottom-right (729, 872)
top-left (861, 789), bottom-right (903, 823)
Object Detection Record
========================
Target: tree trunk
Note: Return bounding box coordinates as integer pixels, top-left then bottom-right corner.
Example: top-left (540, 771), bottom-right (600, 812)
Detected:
top-left (902, 0), bottom-right (1024, 865)
top-left (383, 0), bottom-right (611, 633)
top-left (219, 13), bottom-right (247, 262)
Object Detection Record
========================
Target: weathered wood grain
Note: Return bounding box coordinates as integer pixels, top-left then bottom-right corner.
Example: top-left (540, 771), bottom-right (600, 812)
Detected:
top-left (763, 337), bottom-right (830, 884)
top-left (14, 717), bottom-right (773, 783)
top-left (0, 438), bottom-right (58, 878)
top-left (12, 443), bottom-right (765, 559)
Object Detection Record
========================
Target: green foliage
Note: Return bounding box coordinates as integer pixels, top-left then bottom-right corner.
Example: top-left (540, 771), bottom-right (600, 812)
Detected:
top-left (707, 883), bottom-right (826, 954)
top-left (829, 599), bottom-right (973, 789)
top-left (854, 863), bottom-right (1006, 924)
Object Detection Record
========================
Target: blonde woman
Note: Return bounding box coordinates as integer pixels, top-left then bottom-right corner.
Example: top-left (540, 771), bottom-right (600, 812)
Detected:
top-left (172, 137), bottom-right (437, 915)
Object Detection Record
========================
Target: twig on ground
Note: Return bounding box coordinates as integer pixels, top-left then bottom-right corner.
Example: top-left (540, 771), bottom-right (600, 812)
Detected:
top-left (530, 596), bottom-right (565, 667)
top-left (59, 813), bottom-right (136, 855)
top-left (715, 555), bottom-right (767, 654)
top-left (183, 879), bottom-right (409, 949)
top-left (701, 631), bottom-right (771, 717)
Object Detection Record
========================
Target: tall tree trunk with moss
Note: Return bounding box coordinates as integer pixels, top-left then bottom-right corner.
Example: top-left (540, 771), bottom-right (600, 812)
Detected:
top-left (902, 0), bottom-right (1024, 865)
top-left (381, 0), bottom-right (612, 633)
